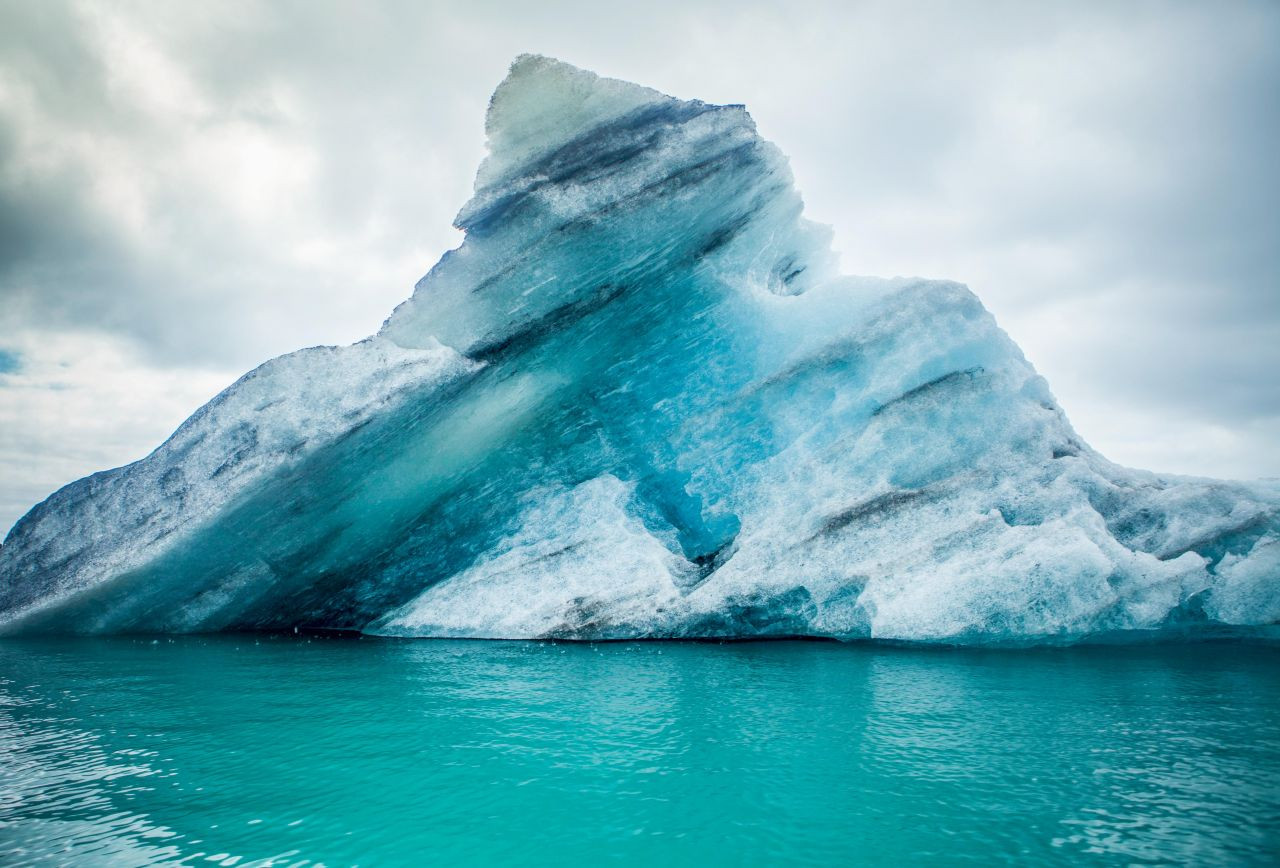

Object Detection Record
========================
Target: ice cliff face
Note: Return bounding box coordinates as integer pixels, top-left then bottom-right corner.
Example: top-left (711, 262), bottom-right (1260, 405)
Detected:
top-left (2, 55), bottom-right (1277, 641)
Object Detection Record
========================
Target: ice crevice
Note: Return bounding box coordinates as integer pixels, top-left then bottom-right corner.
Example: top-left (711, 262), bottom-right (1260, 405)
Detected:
top-left (1, 54), bottom-right (1277, 642)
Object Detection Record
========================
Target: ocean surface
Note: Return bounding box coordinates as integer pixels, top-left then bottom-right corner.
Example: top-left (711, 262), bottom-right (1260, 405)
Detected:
top-left (1, 636), bottom-right (1277, 865)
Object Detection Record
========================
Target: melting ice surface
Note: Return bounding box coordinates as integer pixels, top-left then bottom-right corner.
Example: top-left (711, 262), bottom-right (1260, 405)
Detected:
top-left (0, 55), bottom-right (1277, 641)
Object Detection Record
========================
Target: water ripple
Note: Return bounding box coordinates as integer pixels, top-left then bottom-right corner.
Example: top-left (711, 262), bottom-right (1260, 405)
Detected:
top-left (1, 637), bottom-right (1277, 865)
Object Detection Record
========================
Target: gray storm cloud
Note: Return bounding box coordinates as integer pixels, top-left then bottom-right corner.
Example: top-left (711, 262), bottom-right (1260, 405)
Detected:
top-left (0, 0), bottom-right (1277, 534)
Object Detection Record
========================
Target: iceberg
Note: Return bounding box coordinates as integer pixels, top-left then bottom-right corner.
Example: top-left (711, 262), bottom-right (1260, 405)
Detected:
top-left (1, 55), bottom-right (1277, 642)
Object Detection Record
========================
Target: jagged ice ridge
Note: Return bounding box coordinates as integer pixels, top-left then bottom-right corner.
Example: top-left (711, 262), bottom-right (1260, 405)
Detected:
top-left (1, 56), bottom-right (1277, 642)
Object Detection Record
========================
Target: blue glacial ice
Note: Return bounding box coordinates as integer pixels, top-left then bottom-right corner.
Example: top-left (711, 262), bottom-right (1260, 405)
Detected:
top-left (1, 55), bottom-right (1277, 642)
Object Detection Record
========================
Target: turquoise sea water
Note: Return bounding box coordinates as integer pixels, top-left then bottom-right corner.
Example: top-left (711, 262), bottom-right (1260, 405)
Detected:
top-left (1, 637), bottom-right (1277, 865)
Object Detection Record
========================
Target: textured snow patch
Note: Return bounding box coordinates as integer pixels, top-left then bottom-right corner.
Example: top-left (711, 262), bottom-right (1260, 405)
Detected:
top-left (0, 337), bottom-right (475, 628)
top-left (374, 476), bottom-right (688, 639)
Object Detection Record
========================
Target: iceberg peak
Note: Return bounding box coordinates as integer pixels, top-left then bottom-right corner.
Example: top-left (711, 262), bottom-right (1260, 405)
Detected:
top-left (474, 54), bottom-right (671, 190)
top-left (1, 57), bottom-right (1276, 642)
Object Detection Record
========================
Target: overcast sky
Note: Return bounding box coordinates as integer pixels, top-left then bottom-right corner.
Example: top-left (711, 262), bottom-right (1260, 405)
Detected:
top-left (1, 0), bottom-right (1277, 534)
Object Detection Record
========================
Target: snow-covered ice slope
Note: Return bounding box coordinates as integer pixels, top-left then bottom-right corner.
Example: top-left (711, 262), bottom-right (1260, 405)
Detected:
top-left (2, 56), bottom-right (1277, 641)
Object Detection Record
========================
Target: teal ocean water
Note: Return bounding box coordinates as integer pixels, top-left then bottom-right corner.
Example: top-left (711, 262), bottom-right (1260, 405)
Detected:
top-left (1, 637), bottom-right (1277, 865)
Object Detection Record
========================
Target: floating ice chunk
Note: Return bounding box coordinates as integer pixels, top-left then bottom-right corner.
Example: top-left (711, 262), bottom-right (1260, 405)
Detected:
top-left (1, 55), bottom-right (1275, 642)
